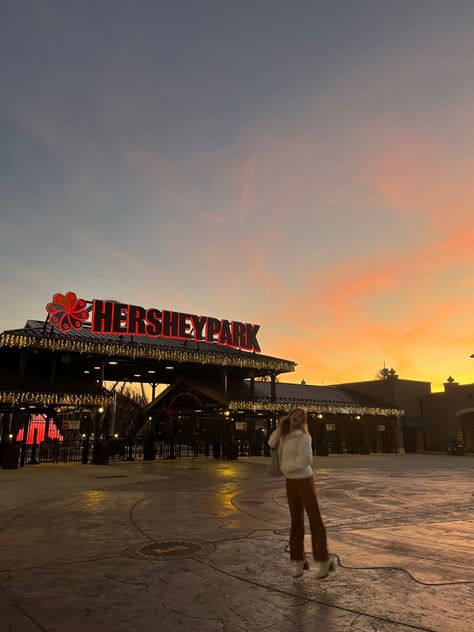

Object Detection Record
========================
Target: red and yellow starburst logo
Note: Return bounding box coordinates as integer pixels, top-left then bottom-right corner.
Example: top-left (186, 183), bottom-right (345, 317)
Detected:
top-left (46, 292), bottom-right (89, 332)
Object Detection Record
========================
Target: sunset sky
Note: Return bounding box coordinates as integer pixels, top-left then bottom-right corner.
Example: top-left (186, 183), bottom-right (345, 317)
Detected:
top-left (1, 1), bottom-right (473, 391)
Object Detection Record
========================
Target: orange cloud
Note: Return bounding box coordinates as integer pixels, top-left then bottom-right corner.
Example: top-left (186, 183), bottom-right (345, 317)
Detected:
top-left (262, 224), bottom-right (474, 390)
top-left (360, 106), bottom-right (474, 230)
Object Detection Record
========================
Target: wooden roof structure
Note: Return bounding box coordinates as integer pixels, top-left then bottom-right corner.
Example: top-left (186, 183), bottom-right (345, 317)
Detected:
top-left (145, 377), bottom-right (402, 417)
top-left (1, 320), bottom-right (295, 375)
top-left (0, 319), bottom-right (295, 411)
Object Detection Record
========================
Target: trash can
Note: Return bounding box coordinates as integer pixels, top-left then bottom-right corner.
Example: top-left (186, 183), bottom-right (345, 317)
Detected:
top-left (446, 440), bottom-right (465, 456)
top-left (360, 439), bottom-right (371, 455)
top-left (143, 438), bottom-right (156, 461)
top-left (226, 441), bottom-right (239, 460)
top-left (2, 444), bottom-right (20, 469)
top-left (92, 440), bottom-right (110, 465)
top-left (315, 438), bottom-right (329, 456)
top-left (81, 439), bottom-right (90, 464)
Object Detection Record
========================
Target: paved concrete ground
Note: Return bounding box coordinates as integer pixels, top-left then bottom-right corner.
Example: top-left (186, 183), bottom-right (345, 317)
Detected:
top-left (1, 454), bottom-right (473, 632)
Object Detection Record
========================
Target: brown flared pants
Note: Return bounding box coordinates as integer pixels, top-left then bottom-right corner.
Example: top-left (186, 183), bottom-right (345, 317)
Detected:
top-left (285, 476), bottom-right (329, 562)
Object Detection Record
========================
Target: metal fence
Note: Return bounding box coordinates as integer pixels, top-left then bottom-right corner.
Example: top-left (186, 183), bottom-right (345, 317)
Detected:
top-left (2, 437), bottom-right (217, 468)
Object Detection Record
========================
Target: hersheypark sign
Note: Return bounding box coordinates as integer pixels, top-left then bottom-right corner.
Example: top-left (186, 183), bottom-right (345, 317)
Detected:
top-left (46, 292), bottom-right (261, 352)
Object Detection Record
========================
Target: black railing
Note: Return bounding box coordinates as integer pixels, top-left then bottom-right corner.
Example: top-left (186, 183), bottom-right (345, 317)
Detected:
top-left (2, 437), bottom-right (217, 467)
top-left (16, 440), bottom-right (85, 465)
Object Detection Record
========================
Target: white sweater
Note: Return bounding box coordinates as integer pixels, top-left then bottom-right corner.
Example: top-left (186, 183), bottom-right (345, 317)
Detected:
top-left (268, 429), bottom-right (313, 479)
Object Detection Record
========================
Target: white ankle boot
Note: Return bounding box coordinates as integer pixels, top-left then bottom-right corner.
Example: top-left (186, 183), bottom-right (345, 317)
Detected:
top-left (316, 555), bottom-right (336, 579)
top-left (291, 559), bottom-right (309, 578)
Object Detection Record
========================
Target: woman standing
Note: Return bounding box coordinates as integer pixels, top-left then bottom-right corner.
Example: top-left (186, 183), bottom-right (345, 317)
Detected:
top-left (269, 408), bottom-right (336, 579)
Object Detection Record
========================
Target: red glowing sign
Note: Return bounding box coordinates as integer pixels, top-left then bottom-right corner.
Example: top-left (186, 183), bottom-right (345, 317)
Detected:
top-left (46, 292), bottom-right (88, 332)
top-left (46, 292), bottom-right (261, 352)
top-left (16, 415), bottom-right (63, 444)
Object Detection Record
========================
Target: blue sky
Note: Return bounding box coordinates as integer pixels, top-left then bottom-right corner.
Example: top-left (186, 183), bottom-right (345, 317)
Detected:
top-left (1, 1), bottom-right (474, 389)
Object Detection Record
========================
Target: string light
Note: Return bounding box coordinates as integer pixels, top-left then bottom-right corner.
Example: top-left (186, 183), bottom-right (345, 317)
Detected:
top-left (228, 400), bottom-right (402, 417)
top-left (0, 390), bottom-right (112, 407)
top-left (1, 332), bottom-right (295, 373)
top-left (3, 331), bottom-right (399, 417)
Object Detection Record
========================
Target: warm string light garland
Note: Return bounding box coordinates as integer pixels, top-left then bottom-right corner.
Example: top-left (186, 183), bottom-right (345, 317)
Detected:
top-left (1, 332), bottom-right (401, 416)
top-left (0, 391), bottom-right (112, 407)
top-left (1, 333), bottom-right (295, 373)
top-left (228, 400), bottom-right (402, 417)
top-left (0, 393), bottom-right (401, 416)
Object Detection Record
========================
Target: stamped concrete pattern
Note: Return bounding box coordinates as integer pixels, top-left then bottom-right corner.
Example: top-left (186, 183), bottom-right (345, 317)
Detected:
top-left (0, 454), bottom-right (473, 631)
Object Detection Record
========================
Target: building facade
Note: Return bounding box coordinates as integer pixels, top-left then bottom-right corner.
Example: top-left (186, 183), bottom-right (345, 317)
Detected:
top-left (421, 378), bottom-right (474, 452)
top-left (1, 291), bottom-right (471, 466)
top-left (0, 316), bottom-right (402, 467)
top-left (336, 371), bottom-right (474, 453)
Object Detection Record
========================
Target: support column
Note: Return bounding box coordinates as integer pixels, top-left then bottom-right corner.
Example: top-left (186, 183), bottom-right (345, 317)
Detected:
top-left (264, 417), bottom-right (271, 457)
top-left (11, 407), bottom-right (21, 439)
top-left (1, 412), bottom-right (18, 470)
top-left (44, 406), bottom-right (54, 443)
top-left (19, 412), bottom-right (30, 467)
top-left (270, 374), bottom-right (276, 400)
top-left (109, 392), bottom-right (117, 437)
top-left (92, 407), bottom-right (109, 465)
top-left (50, 354), bottom-right (57, 386)
top-left (456, 416), bottom-right (465, 445)
top-left (223, 369), bottom-right (228, 397)
top-left (0, 413), bottom-right (10, 467)
top-left (394, 415), bottom-right (405, 454)
top-left (19, 351), bottom-right (27, 385)
top-left (29, 428), bottom-right (39, 465)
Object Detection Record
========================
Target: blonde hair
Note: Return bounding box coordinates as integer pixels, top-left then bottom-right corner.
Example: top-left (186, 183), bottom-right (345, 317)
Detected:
top-left (279, 408), bottom-right (311, 440)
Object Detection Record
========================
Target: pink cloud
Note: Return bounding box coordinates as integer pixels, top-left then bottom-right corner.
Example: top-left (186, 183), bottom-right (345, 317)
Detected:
top-left (263, 225), bottom-right (474, 389)
top-left (359, 105), bottom-right (474, 230)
